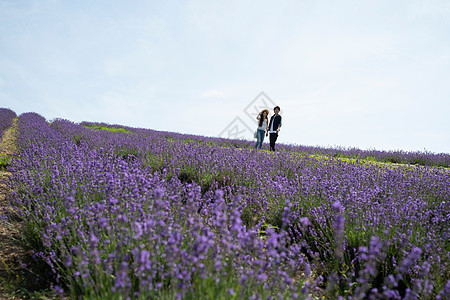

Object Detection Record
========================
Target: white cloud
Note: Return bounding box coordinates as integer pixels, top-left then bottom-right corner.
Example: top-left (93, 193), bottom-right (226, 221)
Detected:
top-left (200, 89), bottom-right (227, 99)
top-left (407, 0), bottom-right (450, 19)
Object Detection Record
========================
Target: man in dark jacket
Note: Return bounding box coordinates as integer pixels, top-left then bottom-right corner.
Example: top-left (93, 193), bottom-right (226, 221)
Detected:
top-left (267, 106), bottom-right (282, 151)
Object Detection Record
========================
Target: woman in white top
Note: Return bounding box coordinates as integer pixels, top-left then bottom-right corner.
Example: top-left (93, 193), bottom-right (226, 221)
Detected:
top-left (255, 109), bottom-right (269, 150)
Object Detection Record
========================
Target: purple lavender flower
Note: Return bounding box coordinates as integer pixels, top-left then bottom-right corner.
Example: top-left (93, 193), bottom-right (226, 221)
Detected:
top-left (7, 110), bottom-right (449, 299)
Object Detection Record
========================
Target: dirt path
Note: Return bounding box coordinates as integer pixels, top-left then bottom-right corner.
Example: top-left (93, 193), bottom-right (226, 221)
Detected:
top-left (0, 119), bottom-right (60, 299)
top-left (0, 118), bottom-right (28, 298)
top-left (0, 119), bottom-right (55, 299)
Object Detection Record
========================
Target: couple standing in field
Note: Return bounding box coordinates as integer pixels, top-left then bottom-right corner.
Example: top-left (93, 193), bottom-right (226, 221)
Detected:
top-left (255, 106), bottom-right (282, 151)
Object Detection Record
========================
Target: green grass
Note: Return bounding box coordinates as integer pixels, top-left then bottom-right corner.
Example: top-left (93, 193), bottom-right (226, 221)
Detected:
top-left (0, 154), bottom-right (11, 169)
top-left (83, 124), bottom-right (132, 134)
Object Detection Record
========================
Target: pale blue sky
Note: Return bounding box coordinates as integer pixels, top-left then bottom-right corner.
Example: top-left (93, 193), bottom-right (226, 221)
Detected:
top-left (1, 0), bottom-right (449, 153)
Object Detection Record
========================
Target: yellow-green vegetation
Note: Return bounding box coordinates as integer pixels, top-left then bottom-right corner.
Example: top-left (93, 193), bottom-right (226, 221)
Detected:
top-left (83, 124), bottom-right (132, 134)
top-left (0, 154), bottom-right (11, 169)
top-left (166, 137), bottom-right (199, 144)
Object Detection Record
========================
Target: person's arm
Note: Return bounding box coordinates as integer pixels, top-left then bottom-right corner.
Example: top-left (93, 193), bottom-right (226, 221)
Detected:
top-left (276, 116), bottom-right (282, 132)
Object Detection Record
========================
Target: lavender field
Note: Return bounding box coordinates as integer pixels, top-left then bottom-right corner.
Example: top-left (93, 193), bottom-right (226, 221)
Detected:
top-left (0, 108), bottom-right (16, 139)
top-left (2, 109), bottom-right (450, 299)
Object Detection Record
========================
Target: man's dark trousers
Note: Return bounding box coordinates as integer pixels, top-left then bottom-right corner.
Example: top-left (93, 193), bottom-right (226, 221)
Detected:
top-left (269, 133), bottom-right (278, 151)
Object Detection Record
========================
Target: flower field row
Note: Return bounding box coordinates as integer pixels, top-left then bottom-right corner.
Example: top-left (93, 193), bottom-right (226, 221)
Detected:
top-left (79, 120), bottom-right (450, 169)
top-left (6, 111), bottom-right (450, 299)
top-left (0, 108), bottom-right (16, 139)
top-left (97, 119), bottom-right (448, 169)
